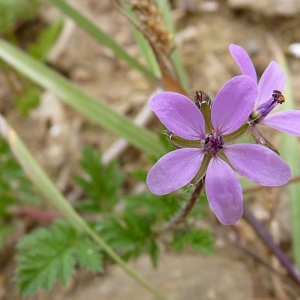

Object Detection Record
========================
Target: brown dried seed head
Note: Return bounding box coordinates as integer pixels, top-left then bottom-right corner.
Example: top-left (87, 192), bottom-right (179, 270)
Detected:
top-left (127, 0), bottom-right (173, 54)
top-left (149, 5), bottom-right (158, 15)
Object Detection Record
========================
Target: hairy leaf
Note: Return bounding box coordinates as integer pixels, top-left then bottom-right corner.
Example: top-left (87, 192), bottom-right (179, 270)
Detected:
top-left (28, 18), bottom-right (64, 61)
top-left (15, 220), bottom-right (103, 296)
top-left (75, 236), bottom-right (103, 273)
top-left (74, 146), bottom-right (124, 213)
top-left (171, 229), bottom-right (214, 254)
top-left (96, 213), bottom-right (159, 267)
top-left (0, 139), bottom-right (39, 220)
top-left (14, 84), bottom-right (40, 116)
top-left (0, 0), bottom-right (41, 34)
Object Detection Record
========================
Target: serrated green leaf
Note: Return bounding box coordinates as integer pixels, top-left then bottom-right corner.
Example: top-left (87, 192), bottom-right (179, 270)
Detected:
top-left (15, 220), bottom-right (105, 296)
top-left (0, 107), bottom-right (166, 300)
top-left (15, 221), bottom-right (77, 295)
top-left (0, 0), bottom-right (41, 34)
top-left (74, 146), bottom-right (124, 212)
top-left (76, 236), bottom-right (103, 273)
top-left (92, 204), bottom-right (162, 267)
top-left (0, 223), bottom-right (13, 249)
top-left (15, 84), bottom-right (40, 116)
top-left (28, 18), bottom-right (64, 61)
top-left (171, 229), bottom-right (214, 255)
top-left (0, 139), bottom-right (40, 216)
top-left (97, 217), bottom-right (137, 249)
top-left (147, 238), bottom-right (160, 268)
top-left (125, 191), bottom-right (182, 221)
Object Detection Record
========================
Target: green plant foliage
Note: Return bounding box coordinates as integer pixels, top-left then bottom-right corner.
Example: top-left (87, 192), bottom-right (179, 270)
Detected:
top-left (0, 139), bottom-right (39, 220)
top-left (0, 223), bottom-right (13, 249)
top-left (188, 193), bottom-right (209, 219)
top-left (171, 228), bottom-right (214, 255)
top-left (14, 84), bottom-right (40, 116)
top-left (28, 18), bottom-right (64, 61)
top-left (14, 18), bottom-right (63, 115)
top-left (15, 220), bottom-right (103, 296)
top-left (74, 146), bottom-right (124, 213)
top-left (96, 214), bottom-right (159, 267)
top-left (0, 0), bottom-right (41, 34)
top-left (72, 146), bottom-right (163, 266)
top-left (75, 235), bottom-right (103, 273)
top-left (125, 191), bottom-right (182, 221)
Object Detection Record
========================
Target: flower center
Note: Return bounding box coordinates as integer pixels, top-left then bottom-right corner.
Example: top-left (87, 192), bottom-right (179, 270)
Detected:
top-left (204, 132), bottom-right (223, 154)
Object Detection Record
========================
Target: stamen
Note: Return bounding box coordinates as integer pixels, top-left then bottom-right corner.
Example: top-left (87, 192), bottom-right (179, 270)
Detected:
top-left (249, 90), bottom-right (285, 123)
top-left (204, 133), bottom-right (223, 154)
top-left (272, 90), bottom-right (285, 104)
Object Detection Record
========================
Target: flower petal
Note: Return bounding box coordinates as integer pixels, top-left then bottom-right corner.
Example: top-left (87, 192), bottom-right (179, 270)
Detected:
top-left (147, 148), bottom-right (204, 195)
top-left (257, 61), bottom-right (286, 106)
top-left (212, 75), bottom-right (257, 135)
top-left (229, 44), bottom-right (257, 82)
top-left (150, 92), bottom-right (205, 140)
top-left (205, 157), bottom-right (243, 225)
top-left (224, 144), bottom-right (291, 186)
top-left (260, 110), bottom-right (300, 136)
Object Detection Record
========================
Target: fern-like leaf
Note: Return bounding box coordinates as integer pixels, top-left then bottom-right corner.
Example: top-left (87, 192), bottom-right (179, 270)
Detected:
top-left (75, 236), bottom-right (103, 273)
top-left (171, 228), bottom-right (214, 255)
top-left (15, 220), bottom-right (102, 296)
top-left (74, 146), bottom-right (124, 213)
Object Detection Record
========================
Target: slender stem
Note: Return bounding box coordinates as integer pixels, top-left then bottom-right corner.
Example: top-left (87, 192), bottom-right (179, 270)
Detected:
top-left (160, 178), bottom-right (205, 233)
top-left (243, 203), bottom-right (300, 286)
top-left (243, 175), bottom-right (300, 195)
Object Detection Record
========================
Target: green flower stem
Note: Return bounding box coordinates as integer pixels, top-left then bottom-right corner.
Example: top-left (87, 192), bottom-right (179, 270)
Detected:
top-left (48, 0), bottom-right (155, 80)
top-left (0, 115), bottom-right (166, 300)
top-left (0, 39), bottom-right (165, 158)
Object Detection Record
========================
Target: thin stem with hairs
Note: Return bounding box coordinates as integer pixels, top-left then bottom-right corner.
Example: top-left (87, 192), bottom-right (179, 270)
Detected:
top-left (159, 177), bottom-right (205, 234)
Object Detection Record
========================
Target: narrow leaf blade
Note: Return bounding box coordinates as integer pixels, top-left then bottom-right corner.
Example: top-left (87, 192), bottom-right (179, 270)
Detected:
top-left (0, 39), bottom-right (165, 157)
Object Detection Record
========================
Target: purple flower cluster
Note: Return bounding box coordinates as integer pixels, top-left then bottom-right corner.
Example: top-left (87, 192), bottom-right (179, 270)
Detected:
top-left (146, 44), bottom-right (298, 225)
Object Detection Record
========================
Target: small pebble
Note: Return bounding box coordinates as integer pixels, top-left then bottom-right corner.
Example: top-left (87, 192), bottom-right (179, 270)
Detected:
top-left (289, 43), bottom-right (300, 58)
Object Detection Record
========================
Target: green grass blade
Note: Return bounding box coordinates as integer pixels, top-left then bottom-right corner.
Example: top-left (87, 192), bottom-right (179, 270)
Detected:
top-left (0, 39), bottom-right (164, 158)
top-left (48, 0), bottom-right (155, 80)
top-left (275, 47), bottom-right (300, 269)
top-left (155, 0), bottom-right (189, 91)
top-left (0, 116), bottom-right (166, 300)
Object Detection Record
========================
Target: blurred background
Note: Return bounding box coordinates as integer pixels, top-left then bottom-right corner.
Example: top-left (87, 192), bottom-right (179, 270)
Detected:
top-left (1, 0), bottom-right (300, 299)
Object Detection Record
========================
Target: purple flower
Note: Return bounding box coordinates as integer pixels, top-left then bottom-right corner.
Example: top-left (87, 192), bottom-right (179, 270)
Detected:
top-left (230, 44), bottom-right (300, 137)
top-left (146, 76), bottom-right (291, 225)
